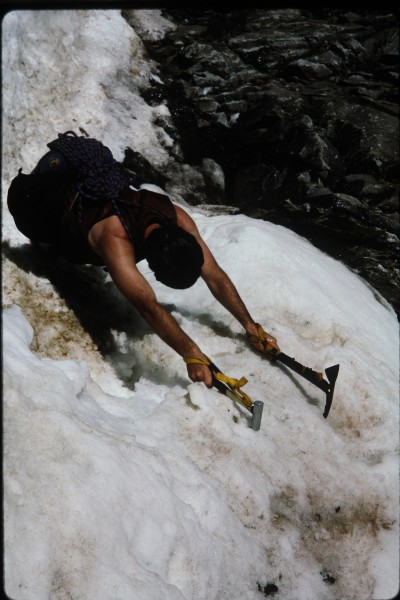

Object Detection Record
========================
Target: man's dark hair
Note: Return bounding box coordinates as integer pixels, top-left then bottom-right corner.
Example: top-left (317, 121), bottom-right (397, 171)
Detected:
top-left (144, 224), bottom-right (204, 289)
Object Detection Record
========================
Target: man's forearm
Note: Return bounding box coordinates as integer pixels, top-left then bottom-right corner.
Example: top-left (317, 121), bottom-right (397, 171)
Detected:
top-left (203, 265), bottom-right (280, 352)
top-left (204, 267), bottom-right (257, 334)
top-left (117, 279), bottom-right (213, 385)
top-left (135, 297), bottom-right (206, 360)
top-left (106, 258), bottom-right (207, 361)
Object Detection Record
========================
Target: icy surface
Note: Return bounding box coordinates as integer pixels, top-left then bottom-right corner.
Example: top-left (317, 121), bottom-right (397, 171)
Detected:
top-left (2, 9), bottom-right (399, 600)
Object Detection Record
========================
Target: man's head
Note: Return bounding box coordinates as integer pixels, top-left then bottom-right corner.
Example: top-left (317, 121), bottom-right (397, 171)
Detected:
top-left (144, 223), bottom-right (204, 289)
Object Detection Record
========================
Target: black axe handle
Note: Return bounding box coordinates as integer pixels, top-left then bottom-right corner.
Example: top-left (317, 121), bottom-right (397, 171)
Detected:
top-left (271, 351), bottom-right (339, 418)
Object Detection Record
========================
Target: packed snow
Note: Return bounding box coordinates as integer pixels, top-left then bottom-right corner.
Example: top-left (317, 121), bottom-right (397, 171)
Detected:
top-left (2, 9), bottom-right (399, 600)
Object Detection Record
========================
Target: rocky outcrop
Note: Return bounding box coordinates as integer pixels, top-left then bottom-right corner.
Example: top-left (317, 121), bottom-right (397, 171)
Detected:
top-left (122, 9), bottom-right (399, 315)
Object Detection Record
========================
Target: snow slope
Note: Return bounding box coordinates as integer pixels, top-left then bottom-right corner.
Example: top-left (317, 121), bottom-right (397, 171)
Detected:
top-left (2, 9), bottom-right (399, 600)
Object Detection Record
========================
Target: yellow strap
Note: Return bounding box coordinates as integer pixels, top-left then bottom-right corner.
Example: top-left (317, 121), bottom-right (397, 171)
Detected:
top-left (247, 323), bottom-right (268, 343)
top-left (248, 323), bottom-right (280, 356)
top-left (257, 323), bottom-right (267, 340)
top-left (225, 381), bottom-right (253, 411)
top-left (215, 371), bottom-right (248, 390)
top-left (183, 356), bottom-right (253, 411)
top-left (183, 356), bottom-right (247, 388)
top-left (183, 357), bottom-right (211, 366)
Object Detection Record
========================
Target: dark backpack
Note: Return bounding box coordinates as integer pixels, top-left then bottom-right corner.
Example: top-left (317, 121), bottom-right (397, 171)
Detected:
top-left (8, 131), bottom-right (134, 254)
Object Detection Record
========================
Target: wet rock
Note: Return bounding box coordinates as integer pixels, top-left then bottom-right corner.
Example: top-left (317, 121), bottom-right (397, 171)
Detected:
top-left (121, 147), bottom-right (167, 189)
top-left (257, 582), bottom-right (279, 596)
top-left (321, 570), bottom-right (336, 585)
top-left (123, 8), bottom-right (399, 315)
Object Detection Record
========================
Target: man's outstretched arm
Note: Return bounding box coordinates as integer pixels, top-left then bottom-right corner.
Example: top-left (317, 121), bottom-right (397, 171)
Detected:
top-left (202, 250), bottom-right (280, 352)
top-left (175, 206), bottom-right (280, 353)
top-left (91, 227), bottom-right (214, 386)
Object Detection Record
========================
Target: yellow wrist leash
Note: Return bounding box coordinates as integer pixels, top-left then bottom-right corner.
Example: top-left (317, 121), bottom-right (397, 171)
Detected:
top-left (183, 356), bottom-right (253, 412)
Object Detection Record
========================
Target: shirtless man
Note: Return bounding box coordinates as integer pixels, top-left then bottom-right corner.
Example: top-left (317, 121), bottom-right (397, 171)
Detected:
top-left (87, 204), bottom-right (280, 387)
top-left (7, 135), bottom-right (280, 387)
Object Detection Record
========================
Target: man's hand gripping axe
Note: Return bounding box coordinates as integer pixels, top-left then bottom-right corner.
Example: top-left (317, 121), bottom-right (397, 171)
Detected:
top-left (184, 357), bottom-right (264, 431)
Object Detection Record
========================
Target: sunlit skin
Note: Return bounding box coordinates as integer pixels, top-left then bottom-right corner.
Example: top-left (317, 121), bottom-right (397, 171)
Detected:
top-left (88, 204), bottom-right (280, 388)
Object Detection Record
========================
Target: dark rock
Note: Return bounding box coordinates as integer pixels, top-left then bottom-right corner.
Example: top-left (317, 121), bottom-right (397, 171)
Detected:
top-left (121, 147), bottom-right (167, 189)
top-left (123, 8), bottom-right (399, 316)
top-left (321, 570), bottom-right (336, 584)
top-left (257, 582), bottom-right (279, 596)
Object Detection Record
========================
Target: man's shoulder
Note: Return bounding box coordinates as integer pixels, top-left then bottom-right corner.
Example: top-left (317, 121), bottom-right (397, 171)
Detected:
top-left (174, 205), bottom-right (197, 234)
top-left (88, 214), bottom-right (131, 253)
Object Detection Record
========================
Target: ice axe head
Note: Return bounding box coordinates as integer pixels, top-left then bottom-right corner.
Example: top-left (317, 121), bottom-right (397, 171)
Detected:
top-left (323, 364), bottom-right (340, 418)
top-left (271, 351), bottom-right (340, 418)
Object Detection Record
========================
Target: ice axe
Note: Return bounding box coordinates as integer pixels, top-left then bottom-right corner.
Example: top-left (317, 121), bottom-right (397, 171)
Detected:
top-left (208, 362), bottom-right (264, 431)
top-left (184, 357), bottom-right (264, 431)
top-left (249, 325), bottom-right (339, 418)
top-left (270, 352), bottom-right (339, 418)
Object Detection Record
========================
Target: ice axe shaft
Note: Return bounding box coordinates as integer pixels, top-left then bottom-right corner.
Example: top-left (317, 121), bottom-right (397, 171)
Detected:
top-left (270, 351), bottom-right (339, 418)
top-left (209, 363), bottom-right (264, 431)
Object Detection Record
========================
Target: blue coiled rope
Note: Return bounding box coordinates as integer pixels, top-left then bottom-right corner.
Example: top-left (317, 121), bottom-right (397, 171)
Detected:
top-left (48, 131), bottom-right (134, 243)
